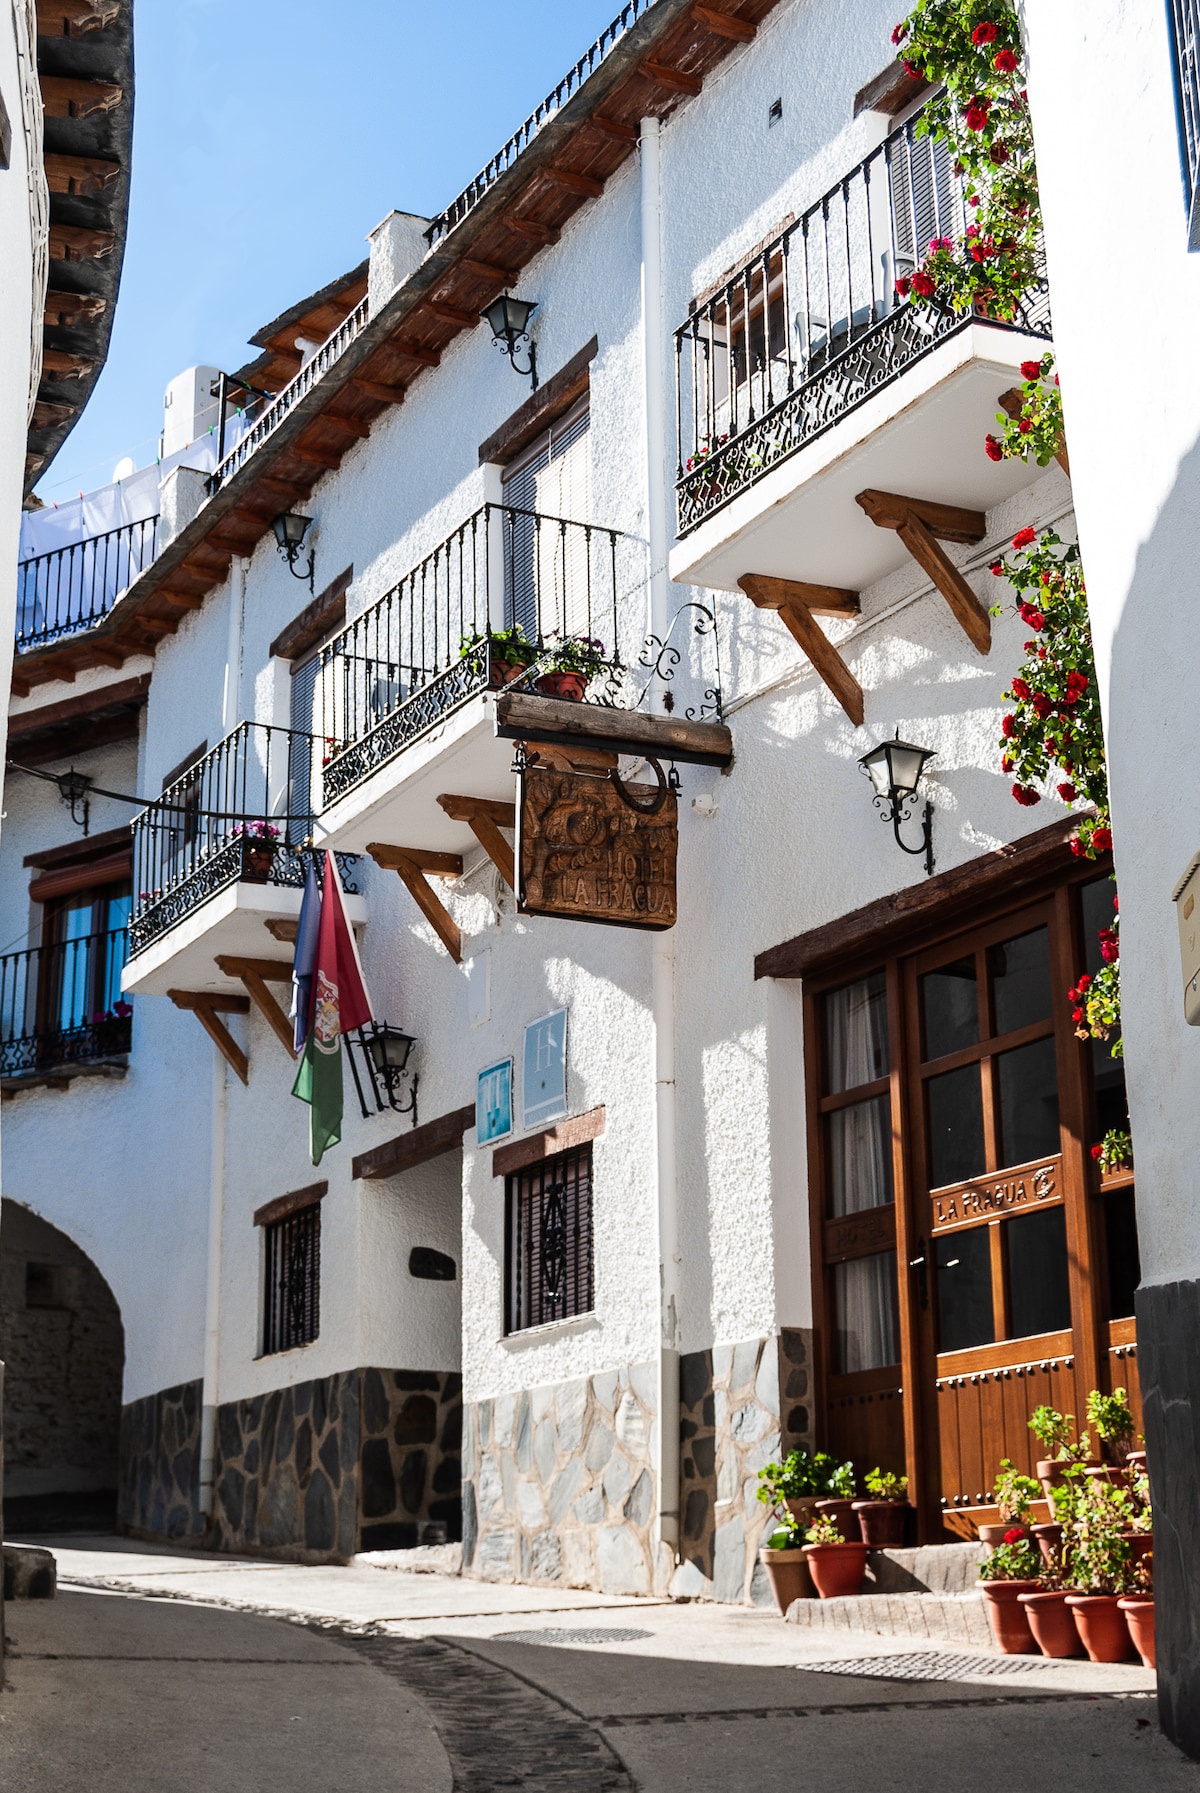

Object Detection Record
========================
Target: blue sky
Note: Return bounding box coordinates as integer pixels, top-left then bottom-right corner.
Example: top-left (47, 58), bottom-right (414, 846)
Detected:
top-left (39, 0), bottom-right (615, 503)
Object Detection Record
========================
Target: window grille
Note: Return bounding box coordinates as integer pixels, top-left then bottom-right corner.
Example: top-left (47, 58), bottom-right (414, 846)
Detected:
top-left (506, 1144), bottom-right (594, 1332)
top-left (1169, 0), bottom-right (1200, 245)
top-left (263, 1205), bottom-right (321, 1354)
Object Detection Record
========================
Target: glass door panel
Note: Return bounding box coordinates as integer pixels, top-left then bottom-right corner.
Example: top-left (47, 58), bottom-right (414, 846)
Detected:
top-left (920, 956), bottom-right (978, 1058)
top-left (827, 1095), bottom-right (894, 1215)
top-left (995, 1038), bottom-right (1060, 1165)
top-left (926, 1064), bottom-right (985, 1187)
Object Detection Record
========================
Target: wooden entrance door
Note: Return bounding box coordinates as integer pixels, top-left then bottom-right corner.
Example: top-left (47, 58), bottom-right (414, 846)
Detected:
top-left (806, 868), bottom-right (1142, 1538)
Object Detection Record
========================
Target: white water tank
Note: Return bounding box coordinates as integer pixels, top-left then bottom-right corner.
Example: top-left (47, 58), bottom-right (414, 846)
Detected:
top-left (162, 365), bottom-right (223, 459)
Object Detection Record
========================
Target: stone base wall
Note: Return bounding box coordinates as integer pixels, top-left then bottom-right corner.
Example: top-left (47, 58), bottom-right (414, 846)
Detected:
top-left (212, 1365), bottom-right (462, 1561)
top-left (118, 1379), bottom-right (203, 1541)
top-left (674, 1329), bottom-right (814, 1604)
top-left (463, 1364), bottom-right (659, 1594)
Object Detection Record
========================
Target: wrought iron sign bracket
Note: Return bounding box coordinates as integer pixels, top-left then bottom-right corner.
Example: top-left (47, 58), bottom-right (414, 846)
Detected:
top-left (437, 793), bottom-right (516, 891)
top-left (168, 989), bottom-right (250, 1084)
top-left (367, 843), bottom-right (465, 963)
top-left (213, 955), bottom-right (296, 1057)
top-left (635, 600), bottom-right (724, 722)
top-left (856, 489), bottom-right (991, 654)
top-left (738, 575), bottom-right (863, 724)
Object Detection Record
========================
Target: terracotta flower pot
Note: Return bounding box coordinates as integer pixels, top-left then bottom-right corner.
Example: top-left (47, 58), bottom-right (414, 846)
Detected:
top-left (759, 1547), bottom-right (813, 1614)
top-left (1086, 1464), bottom-right (1128, 1489)
top-left (536, 670), bottom-right (588, 703)
top-left (1121, 1532), bottom-right (1153, 1572)
top-left (977, 1580), bottom-right (1040, 1654)
top-left (1126, 1450), bottom-right (1148, 1472)
top-left (1031, 1522), bottom-right (1064, 1570)
top-left (1018, 1590), bottom-right (1083, 1658)
top-left (1066, 1593), bottom-right (1136, 1663)
top-left (813, 1497), bottom-right (856, 1538)
top-left (488, 654), bottom-right (532, 690)
top-left (804, 1541), bottom-right (870, 1600)
top-left (785, 1496), bottom-right (821, 1528)
top-left (239, 840), bottom-right (277, 884)
top-left (1035, 1458), bottom-right (1062, 1501)
top-left (979, 1521), bottom-right (1027, 1549)
top-left (1118, 1596), bottom-right (1156, 1671)
top-left (853, 1499), bottom-right (909, 1547)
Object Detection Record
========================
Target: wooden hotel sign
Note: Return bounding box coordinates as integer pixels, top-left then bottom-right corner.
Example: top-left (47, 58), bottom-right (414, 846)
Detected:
top-left (517, 764), bottom-right (678, 931)
top-left (930, 1156), bottom-right (1061, 1234)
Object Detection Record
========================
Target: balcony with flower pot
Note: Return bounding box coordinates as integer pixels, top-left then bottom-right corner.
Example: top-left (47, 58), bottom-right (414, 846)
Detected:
top-left (0, 927), bottom-right (133, 1094)
top-left (667, 110), bottom-right (1053, 638)
top-left (121, 720), bottom-right (364, 1003)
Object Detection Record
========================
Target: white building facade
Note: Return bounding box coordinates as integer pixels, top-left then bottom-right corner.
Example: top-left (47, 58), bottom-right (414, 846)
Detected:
top-left (3, 0), bottom-right (1148, 1631)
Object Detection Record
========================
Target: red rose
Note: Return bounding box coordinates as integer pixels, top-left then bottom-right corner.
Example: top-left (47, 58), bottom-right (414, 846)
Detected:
top-left (990, 140), bottom-right (1010, 165)
top-left (891, 22), bottom-right (907, 44)
top-left (1012, 526), bottom-right (1037, 549)
top-left (1001, 755), bottom-right (1013, 773)
top-left (1092, 826), bottom-right (1113, 852)
top-left (1012, 784), bottom-right (1041, 806)
top-left (1010, 677), bottom-right (1031, 700)
top-left (1073, 1008), bottom-right (1085, 1024)
top-left (1001, 714), bottom-right (1015, 738)
top-left (965, 102), bottom-right (990, 131)
top-left (994, 47), bottom-right (1018, 73)
top-left (1091, 1144), bottom-right (1104, 1160)
top-left (1070, 836), bottom-right (1085, 857)
top-left (1018, 418), bottom-right (1032, 434)
top-left (985, 435), bottom-right (1004, 462)
top-left (1020, 360), bottom-right (1042, 381)
top-left (1057, 782), bottom-right (1077, 802)
top-left (990, 559), bottom-right (1004, 574)
top-left (895, 276), bottom-right (912, 297)
top-left (911, 270), bottom-right (936, 298)
top-left (1032, 693), bottom-right (1052, 719)
top-left (1113, 895), bottom-right (1119, 912)
top-left (972, 22), bottom-right (998, 44)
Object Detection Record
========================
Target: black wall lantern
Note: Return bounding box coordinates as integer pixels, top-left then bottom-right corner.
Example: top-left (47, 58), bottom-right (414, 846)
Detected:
top-left (859, 730), bottom-right (937, 877)
top-left (482, 294), bottom-right (538, 389)
top-left (272, 511), bottom-right (314, 591)
top-left (349, 1020), bottom-right (419, 1123)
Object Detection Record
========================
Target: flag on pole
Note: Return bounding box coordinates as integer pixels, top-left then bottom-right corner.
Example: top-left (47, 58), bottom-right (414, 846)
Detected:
top-left (290, 856), bottom-right (322, 1055)
top-left (291, 853), bottom-right (373, 1165)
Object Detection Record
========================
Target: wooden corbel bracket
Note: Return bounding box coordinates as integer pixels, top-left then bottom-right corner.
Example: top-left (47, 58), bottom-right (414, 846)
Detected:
top-left (168, 989), bottom-right (250, 1085)
top-left (214, 955), bottom-right (296, 1057)
top-left (437, 794), bottom-right (517, 892)
top-left (737, 575), bottom-right (864, 725)
top-left (856, 489), bottom-right (991, 655)
top-left (367, 843), bottom-right (465, 963)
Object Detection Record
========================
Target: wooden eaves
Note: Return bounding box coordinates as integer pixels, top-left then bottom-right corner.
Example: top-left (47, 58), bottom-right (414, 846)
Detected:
top-left (14, 0), bottom-right (783, 695)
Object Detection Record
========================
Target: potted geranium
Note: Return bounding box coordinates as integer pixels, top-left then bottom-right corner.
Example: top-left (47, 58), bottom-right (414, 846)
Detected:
top-left (1017, 1474), bottom-right (1082, 1659)
top-left (1121, 1458), bottom-right (1153, 1570)
top-left (813, 1460), bottom-right (857, 1537)
top-left (460, 626), bottom-right (538, 690)
top-left (1063, 1476), bottom-right (1136, 1662)
top-left (977, 1528), bottom-right (1040, 1654)
top-left (982, 1460), bottom-right (1041, 1548)
top-left (1086, 1387), bottom-right (1135, 1479)
top-left (1028, 1404), bottom-right (1097, 1501)
top-left (232, 820), bottom-right (281, 883)
top-left (90, 1001), bottom-right (133, 1057)
top-left (757, 1513), bottom-right (813, 1615)
top-left (756, 1450), bottom-right (837, 1534)
top-left (534, 632), bottom-right (610, 702)
top-left (803, 1511), bottom-right (870, 1600)
top-left (852, 1468), bottom-right (911, 1547)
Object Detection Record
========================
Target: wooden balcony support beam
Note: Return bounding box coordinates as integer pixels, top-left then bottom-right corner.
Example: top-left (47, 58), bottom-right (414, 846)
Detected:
top-left (692, 5), bottom-right (757, 42)
top-left (641, 58), bottom-right (704, 95)
top-left (169, 989), bottom-right (249, 1084)
top-left (739, 574), bottom-right (864, 726)
top-left (367, 843), bottom-right (465, 964)
top-left (328, 412), bottom-right (372, 439)
top-left (856, 489), bottom-right (991, 655)
top-left (588, 113), bottom-right (640, 143)
top-left (40, 75), bottom-right (124, 117)
top-left (436, 794), bottom-right (516, 891)
top-left (214, 954), bottom-right (295, 1057)
top-left (463, 258), bottom-right (515, 284)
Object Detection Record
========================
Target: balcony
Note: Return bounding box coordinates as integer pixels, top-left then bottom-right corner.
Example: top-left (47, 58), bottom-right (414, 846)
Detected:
top-left (669, 111), bottom-right (1053, 598)
top-left (16, 516), bottom-right (159, 652)
top-left (124, 722), bottom-right (363, 999)
top-left (0, 928), bottom-right (132, 1090)
top-left (313, 502), bottom-right (654, 860)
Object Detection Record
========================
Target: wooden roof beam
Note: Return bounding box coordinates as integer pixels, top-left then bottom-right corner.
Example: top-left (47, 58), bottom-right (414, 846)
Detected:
top-left (509, 218), bottom-right (560, 246)
top-left (641, 58), bottom-right (704, 95)
top-left (544, 166), bottom-right (605, 199)
top-left (351, 377), bottom-right (406, 405)
top-left (856, 489), bottom-right (990, 654)
top-left (48, 223), bottom-right (115, 262)
top-left (588, 113), bottom-right (640, 143)
top-left (40, 75), bottom-right (124, 117)
top-left (739, 574), bottom-right (864, 726)
top-left (420, 299), bottom-right (480, 330)
top-left (44, 153), bottom-right (121, 196)
top-left (463, 258), bottom-right (515, 284)
top-left (367, 843), bottom-right (464, 963)
top-left (392, 345), bottom-right (442, 368)
top-left (291, 442), bottom-right (343, 470)
top-left (327, 412), bottom-right (373, 439)
top-left (692, 4), bottom-right (757, 41)
top-left (436, 793), bottom-right (516, 891)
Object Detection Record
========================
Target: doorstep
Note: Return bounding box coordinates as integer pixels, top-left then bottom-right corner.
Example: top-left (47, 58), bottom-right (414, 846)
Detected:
top-left (786, 1588), bottom-right (991, 1650)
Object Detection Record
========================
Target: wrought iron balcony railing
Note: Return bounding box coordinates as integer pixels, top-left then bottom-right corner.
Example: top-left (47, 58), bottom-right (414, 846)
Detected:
top-left (318, 502), bottom-right (647, 809)
top-left (129, 722), bottom-right (359, 958)
top-left (16, 516), bottom-right (159, 651)
top-left (424, 1), bottom-right (655, 246)
top-left (0, 927), bottom-right (132, 1079)
top-left (206, 298), bottom-right (371, 493)
top-left (674, 111), bottom-right (1052, 534)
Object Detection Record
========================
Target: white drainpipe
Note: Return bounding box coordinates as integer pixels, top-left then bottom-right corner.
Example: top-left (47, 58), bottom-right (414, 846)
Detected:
top-left (199, 1044), bottom-right (227, 1519)
top-left (641, 113), bottom-right (681, 1578)
top-left (222, 556), bottom-right (246, 733)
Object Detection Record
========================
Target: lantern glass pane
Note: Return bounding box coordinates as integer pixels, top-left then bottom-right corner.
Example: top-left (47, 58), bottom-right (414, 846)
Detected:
top-left (886, 740), bottom-right (929, 795)
top-left (860, 745), bottom-right (892, 798)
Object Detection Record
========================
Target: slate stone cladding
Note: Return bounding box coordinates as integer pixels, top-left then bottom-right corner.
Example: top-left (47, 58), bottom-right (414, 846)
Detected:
top-left (1136, 1278), bottom-right (1200, 1762)
top-left (463, 1364), bottom-right (659, 1595)
top-left (118, 1379), bottom-right (204, 1541)
top-left (675, 1329), bottom-right (814, 1604)
top-left (210, 1365), bottom-right (462, 1560)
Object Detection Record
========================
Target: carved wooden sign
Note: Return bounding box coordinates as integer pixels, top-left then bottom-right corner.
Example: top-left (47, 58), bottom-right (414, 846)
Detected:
top-left (824, 1207), bottom-right (896, 1264)
top-left (517, 764), bottom-right (677, 931)
top-left (930, 1157), bottom-right (1061, 1235)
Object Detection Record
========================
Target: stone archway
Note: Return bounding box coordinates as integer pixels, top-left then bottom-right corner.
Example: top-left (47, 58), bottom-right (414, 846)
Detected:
top-left (0, 1199), bottom-right (124, 1532)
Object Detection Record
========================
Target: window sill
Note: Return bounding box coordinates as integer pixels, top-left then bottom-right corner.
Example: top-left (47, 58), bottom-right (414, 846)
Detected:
top-left (501, 1311), bottom-right (599, 1348)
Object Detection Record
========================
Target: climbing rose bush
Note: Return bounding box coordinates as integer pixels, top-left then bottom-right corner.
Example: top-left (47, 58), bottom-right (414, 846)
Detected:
top-left (985, 352), bottom-right (1066, 468)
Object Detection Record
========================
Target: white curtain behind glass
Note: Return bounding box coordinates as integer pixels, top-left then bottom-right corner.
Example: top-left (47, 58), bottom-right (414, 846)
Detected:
top-left (826, 973), bottom-right (892, 1217)
top-left (826, 971), bottom-right (888, 1091)
top-left (834, 1250), bottom-right (900, 1372)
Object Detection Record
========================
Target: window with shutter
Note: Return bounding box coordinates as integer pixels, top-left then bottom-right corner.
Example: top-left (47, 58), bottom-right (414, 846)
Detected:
top-left (501, 402), bottom-right (591, 639)
top-left (1169, 0), bottom-right (1200, 246)
top-left (505, 1143), bottom-right (594, 1332)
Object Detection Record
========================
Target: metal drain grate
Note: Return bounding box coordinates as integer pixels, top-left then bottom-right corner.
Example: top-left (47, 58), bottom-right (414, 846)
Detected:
top-left (800, 1651), bottom-right (1049, 1682)
top-left (490, 1627), bottom-right (652, 1647)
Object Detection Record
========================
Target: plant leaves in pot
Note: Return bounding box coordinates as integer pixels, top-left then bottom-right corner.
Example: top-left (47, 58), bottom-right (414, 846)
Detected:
top-left (852, 1467), bottom-right (910, 1547)
top-left (802, 1512), bottom-right (869, 1600)
top-left (976, 1530), bottom-right (1040, 1654)
top-left (758, 1519), bottom-right (814, 1614)
top-left (981, 1461), bottom-right (1041, 1549)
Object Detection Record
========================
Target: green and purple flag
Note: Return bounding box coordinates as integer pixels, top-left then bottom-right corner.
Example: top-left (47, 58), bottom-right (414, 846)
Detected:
top-left (291, 853), bottom-right (372, 1165)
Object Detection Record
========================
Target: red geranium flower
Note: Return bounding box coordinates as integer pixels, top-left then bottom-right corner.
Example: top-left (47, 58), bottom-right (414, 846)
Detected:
top-left (1092, 826), bottom-right (1113, 852)
top-left (1001, 714), bottom-right (1015, 738)
top-left (989, 559), bottom-right (1004, 574)
top-left (895, 276), bottom-right (912, 297)
top-left (891, 22), bottom-right (907, 44)
top-left (1074, 1008), bottom-right (1085, 1024)
top-left (1057, 782), bottom-right (1077, 802)
top-left (1012, 784), bottom-right (1041, 806)
top-left (1010, 677), bottom-right (1031, 700)
top-left (1091, 1144), bottom-right (1104, 1161)
top-left (972, 21), bottom-right (999, 45)
top-left (1012, 526), bottom-right (1037, 549)
top-left (1002, 1525), bottom-right (1023, 1544)
top-left (985, 435), bottom-right (1004, 462)
top-left (903, 58), bottom-right (924, 79)
top-left (1020, 361), bottom-right (1042, 380)
top-left (911, 270), bottom-right (936, 298)
top-left (994, 47), bottom-right (1018, 73)
top-left (1018, 418), bottom-right (1032, 434)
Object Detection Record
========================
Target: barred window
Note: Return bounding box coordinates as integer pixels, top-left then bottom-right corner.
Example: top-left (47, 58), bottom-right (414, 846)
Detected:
top-left (1169, 0), bottom-right (1200, 246)
top-left (263, 1206), bottom-right (320, 1354)
top-left (506, 1144), bottom-right (594, 1333)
